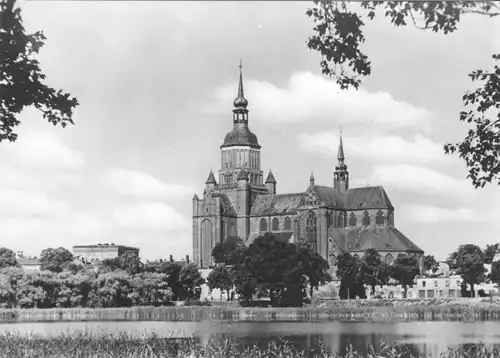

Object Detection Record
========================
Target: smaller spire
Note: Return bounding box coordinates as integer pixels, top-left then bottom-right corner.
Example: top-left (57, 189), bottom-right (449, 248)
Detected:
top-left (265, 169), bottom-right (277, 184)
top-left (205, 169), bottom-right (216, 184)
top-left (338, 130), bottom-right (345, 162)
top-left (237, 166), bottom-right (249, 181)
top-left (310, 171), bottom-right (315, 185)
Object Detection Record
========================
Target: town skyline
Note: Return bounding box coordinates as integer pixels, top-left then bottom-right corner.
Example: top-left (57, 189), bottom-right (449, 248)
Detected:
top-left (2, 1), bottom-right (499, 261)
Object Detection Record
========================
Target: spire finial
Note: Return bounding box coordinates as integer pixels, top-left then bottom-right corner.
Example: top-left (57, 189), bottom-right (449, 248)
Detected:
top-left (234, 59), bottom-right (248, 109)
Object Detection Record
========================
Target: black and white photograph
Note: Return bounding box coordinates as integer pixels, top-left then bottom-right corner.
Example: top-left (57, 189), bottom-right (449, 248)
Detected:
top-left (1, 0), bottom-right (500, 357)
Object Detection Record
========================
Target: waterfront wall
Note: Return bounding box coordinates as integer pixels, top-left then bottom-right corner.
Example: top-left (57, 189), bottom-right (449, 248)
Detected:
top-left (2, 302), bottom-right (500, 323)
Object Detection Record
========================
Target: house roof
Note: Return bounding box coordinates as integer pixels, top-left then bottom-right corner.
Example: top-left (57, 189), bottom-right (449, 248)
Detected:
top-left (250, 193), bottom-right (303, 216)
top-left (328, 226), bottom-right (423, 253)
top-left (17, 257), bottom-right (40, 266)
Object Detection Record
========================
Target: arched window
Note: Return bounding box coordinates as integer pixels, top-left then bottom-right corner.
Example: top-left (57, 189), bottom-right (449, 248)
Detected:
top-left (329, 254), bottom-right (337, 268)
top-left (376, 210), bottom-right (385, 225)
top-left (349, 212), bottom-right (357, 226)
top-left (330, 212), bottom-right (335, 228)
top-left (272, 217), bottom-right (279, 231)
top-left (284, 217), bottom-right (292, 231)
top-left (259, 218), bottom-right (268, 232)
top-left (362, 211), bottom-right (370, 226)
top-left (388, 211), bottom-right (394, 226)
top-left (385, 253), bottom-right (394, 265)
top-left (306, 211), bottom-right (318, 253)
top-left (337, 212), bottom-right (345, 228)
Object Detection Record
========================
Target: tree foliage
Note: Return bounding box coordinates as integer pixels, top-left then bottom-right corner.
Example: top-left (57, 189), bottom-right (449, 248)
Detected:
top-left (448, 244), bottom-right (486, 296)
top-left (336, 252), bottom-right (365, 299)
top-left (0, 0), bottom-right (79, 142)
top-left (306, 1), bottom-right (500, 187)
top-left (391, 253), bottom-right (420, 297)
top-left (483, 243), bottom-right (499, 264)
top-left (423, 255), bottom-right (438, 274)
top-left (359, 249), bottom-right (390, 295)
top-left (233, 233), bottom-right (331, 307)
top-left (211, 236), bottom-right (247, 266)
top-left (39, 247), bottom-right (74, 273)
top-left (491, 260), bottom-right (500, 285)
top-left (207, 264), bottom-right (233, 300)
top-left (0, 247), bottom-right (17, 268)
top-left (178, 263), bottom-right (205, 300)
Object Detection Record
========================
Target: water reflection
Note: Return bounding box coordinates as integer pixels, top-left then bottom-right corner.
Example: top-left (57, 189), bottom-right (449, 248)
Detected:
top-left (1, 321), bottom-right (500, 356)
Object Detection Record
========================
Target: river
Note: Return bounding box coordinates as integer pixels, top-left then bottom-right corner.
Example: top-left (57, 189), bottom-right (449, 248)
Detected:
top-left (1, 321), bottom-right (500, 356)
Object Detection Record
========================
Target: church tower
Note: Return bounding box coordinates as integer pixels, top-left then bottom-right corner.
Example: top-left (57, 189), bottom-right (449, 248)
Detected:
top-left (333, 133), bottom-right (349, 193)
top-left (218, 61), bottom-right (264, 188)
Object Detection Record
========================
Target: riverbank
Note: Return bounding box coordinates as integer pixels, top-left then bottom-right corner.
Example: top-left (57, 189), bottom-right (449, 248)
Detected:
top-left (2, 297), bottom-right (500, 323)
top-left (0, 332), bottom-right (497, 358)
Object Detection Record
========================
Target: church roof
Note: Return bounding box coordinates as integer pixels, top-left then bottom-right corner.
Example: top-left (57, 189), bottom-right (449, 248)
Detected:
top-left (250, 193), bottom-right (303, 216)
top-left (313, 185), bottom-right (346, 208)
top-left (329, 226), bottom-right (423, 253)
top-left (221, 124), bottom-right (261, 149)
top-left (344, 186), bottom-right (394, 210)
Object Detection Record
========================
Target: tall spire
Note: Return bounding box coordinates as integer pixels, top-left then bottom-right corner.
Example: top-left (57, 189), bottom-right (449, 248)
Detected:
top-left (310, 171), bottom-right (315, 185)
top-left (338, 129), bottom-right (345, 163)
top-left (234, 59), bottom-right (248, 109)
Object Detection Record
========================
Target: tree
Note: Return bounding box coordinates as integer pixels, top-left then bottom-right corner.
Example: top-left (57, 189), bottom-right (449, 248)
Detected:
top-left (119, 251), bottom-right (143, 275)
top-left (336, 252), bottom-right (365, 299)
top-left (233, 233), bottom-right (331, 307)
top-left (178, 263), bottom-right (205, 301)
top-left (306, 1), bottom-right (500, 188)
top-left (423, 255), bottom-right (439, 274)
top-left (491, 260), bottom-right (500, 285)
top-left (39, 247), bottom-right (73, 273)
top-left (0, 247), bottom-right (17, 268)
top-left (359, 249), bottom-right (390, 295)
top-left (211, 236), bottom-right (247, 266)
top-left (484, 244), bottom-right (499, 264)
top-left (207, 264), bottom-right (234, 300)
top-left (157, 261), bottom-right (182, 300)
top-left (448, 244), bottom-right (486, 297)
top-left (0, 0), bottom-right (79, 143)
top-left (391, 253), bottom-right (420, 298)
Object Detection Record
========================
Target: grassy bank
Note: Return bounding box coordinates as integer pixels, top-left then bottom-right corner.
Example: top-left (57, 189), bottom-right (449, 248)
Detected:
top-left (0, 332), bottom-right (497, 358)
top-left (2, 298), bottom-right (500, 323)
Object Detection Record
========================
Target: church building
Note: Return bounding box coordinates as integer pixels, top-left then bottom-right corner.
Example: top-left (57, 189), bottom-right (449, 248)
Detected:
top-left (192, 65), bottom-right (424, 276)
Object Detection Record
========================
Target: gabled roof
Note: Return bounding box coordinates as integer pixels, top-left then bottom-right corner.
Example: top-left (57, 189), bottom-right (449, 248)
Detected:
top-left (328, 226), bottom-right (423, 253)
top-left (344, 186), bottom-right (394, 210)
top-left (213, 193), bottom-right (237, 216)
top-left (313, 185), bottom-right (346, 209)
top-left (250, 193), bottom-right (303, 216)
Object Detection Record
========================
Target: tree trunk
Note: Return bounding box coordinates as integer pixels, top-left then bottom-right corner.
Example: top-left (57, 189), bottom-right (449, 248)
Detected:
top-left (226, 289), bottom-right (230, 301)
top-left (371, 284), bottom-right (375, 296)
top-left (471, 284), bottom-right (475, 298)
top-left (403, 284), bottom-right (408, 299)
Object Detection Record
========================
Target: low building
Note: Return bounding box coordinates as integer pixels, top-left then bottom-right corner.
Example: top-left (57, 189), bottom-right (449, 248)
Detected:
top-left (15, 251), bottom-right (41, 271)
top-left (72, 243), bottom-right (139, 263)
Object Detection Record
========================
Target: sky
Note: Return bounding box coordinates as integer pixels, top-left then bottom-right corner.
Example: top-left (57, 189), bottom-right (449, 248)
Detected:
top-left (4, 1), bottom-right (500, 261)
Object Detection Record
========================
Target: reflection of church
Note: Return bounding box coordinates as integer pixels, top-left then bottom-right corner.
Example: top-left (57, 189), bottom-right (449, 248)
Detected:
top-left (192, 65), bottom-right (424, 275)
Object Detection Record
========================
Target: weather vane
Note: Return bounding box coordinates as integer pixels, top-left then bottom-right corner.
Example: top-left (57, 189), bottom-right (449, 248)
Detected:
top-left (239, 58), bottom-right (243, 71)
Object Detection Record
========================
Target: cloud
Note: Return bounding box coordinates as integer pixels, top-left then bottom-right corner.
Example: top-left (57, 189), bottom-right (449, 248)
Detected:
top-left (0, 131), bottom-right (84, 170)
top-left (105, 168), bottom-right (194, 199)
top-left (400, 204), bottom-right (483, 223)
top-left (297, 133), bottom-right (451, 165)
top-left (204, 72), bottom-right (432, 130)
top-left (113, 202), bottom-right (189, 230)
top-left (364, 164), bottom-right (474, 198)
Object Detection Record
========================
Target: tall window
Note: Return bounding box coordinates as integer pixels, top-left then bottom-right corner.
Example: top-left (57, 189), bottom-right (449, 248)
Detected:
top-left (349, 212), bottom-right (356, 226)
top-left (330, 212), bottom-right (335, 228)
top-left (337, 212), bottom-right (345, 228)
top-left (259, 218), bottom-right (268, 232)
top-left (388, 211), bottom-right (394, 226)
top-left (362, 211), bottom-right (370, 226)
top-left (272, 217), bottom-right (279, 231)
top-left (306, 211), bottom-right (318, 252)
top-left (376, 210), bottom-right (385, 225)
top-left (284, 217), bottom-right (292, 231)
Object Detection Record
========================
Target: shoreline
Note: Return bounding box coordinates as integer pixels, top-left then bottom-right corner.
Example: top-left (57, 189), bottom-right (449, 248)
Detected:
top-left (2, 298), bottom-right (500, 323)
